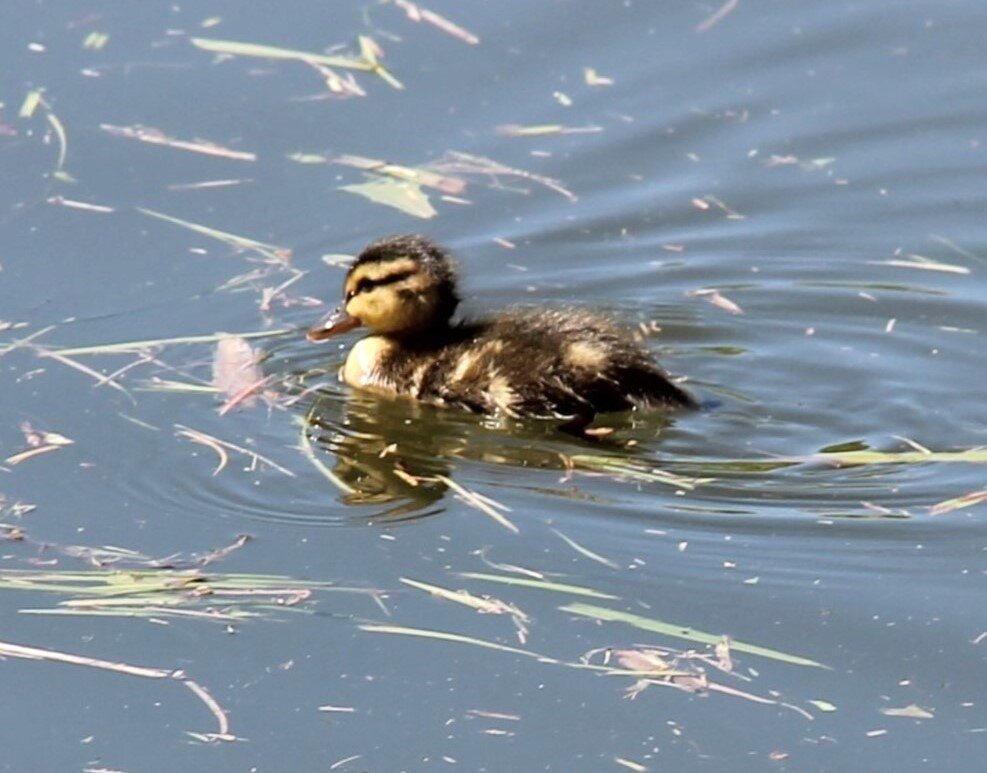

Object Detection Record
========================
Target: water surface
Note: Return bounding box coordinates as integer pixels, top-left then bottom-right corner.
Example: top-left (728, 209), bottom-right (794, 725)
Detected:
top-left (1, 1), bottom-right (985, 770)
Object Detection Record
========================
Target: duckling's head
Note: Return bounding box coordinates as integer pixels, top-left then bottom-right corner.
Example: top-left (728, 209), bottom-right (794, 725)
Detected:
top-left (307, 235), bottom-right (459, 342)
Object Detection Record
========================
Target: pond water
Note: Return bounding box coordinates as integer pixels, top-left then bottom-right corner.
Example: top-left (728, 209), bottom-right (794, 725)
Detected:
top-left (2, 1), bottom-right (985, 770)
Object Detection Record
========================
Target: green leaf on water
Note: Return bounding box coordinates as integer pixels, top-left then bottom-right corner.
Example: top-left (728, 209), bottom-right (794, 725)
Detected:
top-left (561, 602), bottom-right (827, 668)
top-left (340, 179), bottom-right (436, 219)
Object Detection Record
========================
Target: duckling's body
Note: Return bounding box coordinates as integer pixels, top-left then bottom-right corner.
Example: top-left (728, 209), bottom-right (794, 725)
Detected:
top-left (309, 235), bottom-right (695, 425)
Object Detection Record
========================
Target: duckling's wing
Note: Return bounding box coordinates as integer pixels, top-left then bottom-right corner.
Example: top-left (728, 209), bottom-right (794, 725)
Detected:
top-left (490, 309), bottom-right (696, 415)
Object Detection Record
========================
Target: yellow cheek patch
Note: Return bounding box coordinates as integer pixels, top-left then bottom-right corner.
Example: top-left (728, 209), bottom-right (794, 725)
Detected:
top-left (346, 282), bottom-right (444, 334)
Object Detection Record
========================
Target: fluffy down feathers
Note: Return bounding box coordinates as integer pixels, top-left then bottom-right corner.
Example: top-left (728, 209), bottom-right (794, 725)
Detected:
top-left (309, 235), bottom-right (695, 425)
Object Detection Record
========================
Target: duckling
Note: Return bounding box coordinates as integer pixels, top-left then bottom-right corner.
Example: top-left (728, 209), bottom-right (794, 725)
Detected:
top-left (307, 235), bottom-right (695, 428)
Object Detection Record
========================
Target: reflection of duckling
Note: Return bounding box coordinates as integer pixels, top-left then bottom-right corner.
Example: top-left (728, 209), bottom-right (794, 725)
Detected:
top-left (308, 235), bottom-right (695, 428)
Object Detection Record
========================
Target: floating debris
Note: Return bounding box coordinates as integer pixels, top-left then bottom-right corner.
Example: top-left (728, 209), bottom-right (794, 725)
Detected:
top-left (2, 567), bottom-right (327, 622)
top-left (304, 61), bottom-right (367, 97)
top-left (167, 178), bottom-right (253, 191)
top-left (392, 0), bottom-right (480, 45)
top-left (190, 36), bottom-right (371, 72)
top-left (100, 123), bottom-right (256, 161)
top-left (340, 179), bottom-right (436, 219)
top-left (881, 704), bottom-right (934, 719)
top-left (587, 644), bottom-right (813, 718)
top-left (47, 196), bottom-right (115, 213)
top-left (46, 110), bottom-right (70, 178)
top-left (457, 572), bottom-right (619, 600)
top-left (696, 0), bottom-right (740, 33)
top-left (929, 489), bottom-right (987, 516)
top-left (190, 35), bottom-right (403, 90)
top-left (292, 152), bottom-right (467, 207)
top-left (496, 123), bottom-right (602, 137)
top-left (552, 529), bottom-right (619, 569)
top-left (294, 152), bottom-right (466, 195)
top-left (360, 623), bottom-right (553, 662)
top-left (614, 758), bottom-right (648, 772)
top-left (567, 455), bottom-right (710, 490)
top-left (687, 288), bottom-right (744, 315)
top-left (19, 91), bottom-right (71, 178)
top-left (435, 474), bottom-right (518, 533)
top-left (5, 423), bottom-right (74, 466)
top-left (401, 577), bottom-right (529, 642)
top-left (812, 448), bottom-right (987, 467)
top-left (357, 35), bottom-right (404, 90)
top-left (50, 328), bottom-right (289, 358)
top-left (871, 254), bottom-right (970, 275)
top-left (18, 89), bottom-right (43, 118)
top-left (583, 67), bottom-right (614, 87)
top-left (175, 424), bottom-right (295, 477)
top-left (561, 602), bottom-right (826, 667)
top-left (137, 208), bottom-right (291, 264)
top-left (212, 335), bottom-right (266, 412)
top-left (428, 151), bottom-right (577, 202)
top-left (0, 637), bottom-right (230, 739)
top-left (82, 31), bottom-right (110, 50)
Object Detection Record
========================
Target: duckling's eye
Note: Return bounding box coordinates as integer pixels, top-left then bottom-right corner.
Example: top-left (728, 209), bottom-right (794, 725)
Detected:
top-left (346, 270), bottom-right (416, 302)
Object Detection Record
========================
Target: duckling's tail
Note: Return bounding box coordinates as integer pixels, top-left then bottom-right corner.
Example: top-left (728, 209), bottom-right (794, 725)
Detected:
top-left (623, 365), bottom-right (698, 411)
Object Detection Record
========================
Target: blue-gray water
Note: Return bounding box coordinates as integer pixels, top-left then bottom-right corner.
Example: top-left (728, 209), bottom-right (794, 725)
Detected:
top-left (2, 1), bottom-right (985, 770)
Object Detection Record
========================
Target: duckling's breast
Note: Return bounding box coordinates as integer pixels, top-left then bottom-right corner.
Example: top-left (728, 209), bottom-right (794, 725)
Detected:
top-left (341, 336), bottom-right (400, 396)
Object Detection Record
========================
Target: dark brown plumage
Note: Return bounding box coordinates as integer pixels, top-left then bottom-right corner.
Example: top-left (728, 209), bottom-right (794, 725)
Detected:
top-left (308, 235), bottom-right (695, 426)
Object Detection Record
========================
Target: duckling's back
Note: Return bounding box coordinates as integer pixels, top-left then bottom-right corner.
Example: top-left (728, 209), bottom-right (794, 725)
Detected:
top-left (391, 308), bottom-right (695, 421)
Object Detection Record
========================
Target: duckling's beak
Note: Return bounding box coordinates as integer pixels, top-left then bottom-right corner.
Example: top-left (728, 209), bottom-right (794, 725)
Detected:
top-left (306, 307), bottom-right (362, 342)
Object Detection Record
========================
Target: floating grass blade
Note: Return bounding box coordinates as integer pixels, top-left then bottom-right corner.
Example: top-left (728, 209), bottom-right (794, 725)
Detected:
top-left (813, 448), bottom-right (987, 466)
top-left (435, 475), bottom-right (518, 533)
top-left (0, 638), bottom-right (230, 738)
top-left (101, 123), bottom-right (256, 161)
top-left (45, 110), bottom-right (68, 173)
top-left (663, 447), bottom-right (987, 476)
top-left (0, 568), bottom-right (332, 623)
top-left (929, 488), bottom-right (987, 516)
top-left (51, 329), bottom-right (290, 357)
top-left (400, 578), bottom-right (529, 643)
top-left (561, 603), bottom-right (826, 668)
top-left (138, 207), bottom-right (291, 263)
top-left (457, 572), bottom-right (618, 600)
top-left (359, 623), bottom-right (555, 662)
top-left (552, 528), bottom-right (620, 569)
top-left (569, 455), bottom-right (710, 489)
top-left (175, 424), bottom-right (296, 478)
top-left (190, 36), bottom-right (372, 71)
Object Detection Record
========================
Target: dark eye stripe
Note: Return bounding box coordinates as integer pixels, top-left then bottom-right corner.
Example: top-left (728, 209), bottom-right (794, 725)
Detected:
top-left (347, 269), bottom-right (417, 300)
